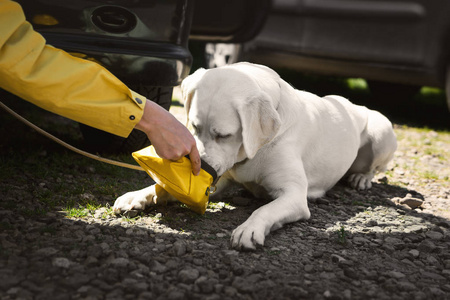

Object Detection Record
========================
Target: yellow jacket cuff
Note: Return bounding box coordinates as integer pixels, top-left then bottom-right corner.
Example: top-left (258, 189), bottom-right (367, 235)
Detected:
top-left (0, 0), bottom-right (146, 138)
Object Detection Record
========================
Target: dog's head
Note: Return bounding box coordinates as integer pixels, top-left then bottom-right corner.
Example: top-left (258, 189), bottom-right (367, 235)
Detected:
top-left (181, 62), bottom-right (282, 176)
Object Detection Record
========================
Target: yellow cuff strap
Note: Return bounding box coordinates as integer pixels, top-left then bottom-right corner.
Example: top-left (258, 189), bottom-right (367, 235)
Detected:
top-left (132, 146), bottom-right (217, 214)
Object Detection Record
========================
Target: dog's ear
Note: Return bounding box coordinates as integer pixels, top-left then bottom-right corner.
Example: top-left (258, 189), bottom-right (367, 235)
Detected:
top-left (238, 92), bottom-right (281, 159)
top-left (181, 68), bottom-right (207, 125)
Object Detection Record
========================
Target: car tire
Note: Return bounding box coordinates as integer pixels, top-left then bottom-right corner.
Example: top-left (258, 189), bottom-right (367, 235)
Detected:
top-left (367, 80), bottom-right (421, 105)
top-left (79, 86), bottom-right (173, 154)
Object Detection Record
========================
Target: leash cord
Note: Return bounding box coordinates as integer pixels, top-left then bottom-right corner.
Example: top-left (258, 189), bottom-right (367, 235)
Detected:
top-left (0, 100), bottom-right (145, 172)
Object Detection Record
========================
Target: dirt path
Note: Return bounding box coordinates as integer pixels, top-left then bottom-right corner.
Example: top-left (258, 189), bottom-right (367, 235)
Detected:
top-left (1, 90), bottom-right (449, 299)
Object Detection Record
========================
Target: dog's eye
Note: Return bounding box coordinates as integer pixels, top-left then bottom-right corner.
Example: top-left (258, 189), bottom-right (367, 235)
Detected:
top-left (216, 133), bottom-right (232, 140)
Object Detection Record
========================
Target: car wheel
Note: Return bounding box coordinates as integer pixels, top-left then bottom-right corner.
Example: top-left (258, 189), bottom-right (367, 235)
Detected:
top-left (367, 80), bottom-right (421, 105)
top-left (79, 86), bottom-right (173, 154)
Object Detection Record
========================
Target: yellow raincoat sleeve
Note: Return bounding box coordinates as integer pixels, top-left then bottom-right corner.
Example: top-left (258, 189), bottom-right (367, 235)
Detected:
top-left (0, 0), bottom-right (146, 138)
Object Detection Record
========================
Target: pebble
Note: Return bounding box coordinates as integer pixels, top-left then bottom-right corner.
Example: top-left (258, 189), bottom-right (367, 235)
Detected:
top-left (387, 271), bottom-right (406, 279)
top-left (178, 268), bottom-right (200, 284)
top-left (195, 276), bottom-right (217, 294)
top-left (149, 260), bottom-right (167, 274)
top-left (110, 258), bottom-right (129, 268)
top-left (330, 254), bottom-right (346, 264)
top-left (418, 240), bottom-right (437, 253)
top-left (426, 231), bottom-right (444, 240)
top-left (172, 239), bottom-right (187, 256)
top-left (36, 247), bottom-right (59, 257)
top-left (52, 257), bottom-right (71, 269)
top-left (408, 249), bottom-right (420, 258)
top-left (399, 197), bottom-right (424, 209)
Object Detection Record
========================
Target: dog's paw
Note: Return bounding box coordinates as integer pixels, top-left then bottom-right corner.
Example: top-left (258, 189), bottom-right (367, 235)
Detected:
top-left (113, 190), bottom-right (154, 215)
top-left (230, 219), bottom-right (267, 251)
top-left (348, 173), bottom-right (373, 190)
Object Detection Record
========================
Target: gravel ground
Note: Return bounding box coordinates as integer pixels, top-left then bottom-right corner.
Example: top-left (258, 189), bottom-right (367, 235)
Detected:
top-left (1, 91), bottom-right (450, 299)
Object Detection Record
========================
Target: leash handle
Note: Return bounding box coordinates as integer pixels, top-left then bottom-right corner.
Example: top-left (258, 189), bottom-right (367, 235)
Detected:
top-left (0, 100), bottom-right (145, 172)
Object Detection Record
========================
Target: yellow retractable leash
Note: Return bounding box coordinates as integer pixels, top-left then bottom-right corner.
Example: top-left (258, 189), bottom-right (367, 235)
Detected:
top-left (1, 101), bottom-right (218, 214)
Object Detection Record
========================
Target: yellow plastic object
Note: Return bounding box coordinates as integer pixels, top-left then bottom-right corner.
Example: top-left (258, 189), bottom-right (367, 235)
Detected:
top-left (132, 146), bottom-right (218, 214)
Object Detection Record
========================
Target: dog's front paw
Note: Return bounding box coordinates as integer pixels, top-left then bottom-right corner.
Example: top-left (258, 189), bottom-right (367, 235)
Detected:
top-left (113, 186), bottom-right (155, 215)
top-left (348, 173), bottom-right (373, 190)
top-left (231, 218), bottom-right (267, 251)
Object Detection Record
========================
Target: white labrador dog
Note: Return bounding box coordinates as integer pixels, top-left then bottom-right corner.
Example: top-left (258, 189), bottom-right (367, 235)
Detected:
top-left (114, 62), bottom-right (397, 250)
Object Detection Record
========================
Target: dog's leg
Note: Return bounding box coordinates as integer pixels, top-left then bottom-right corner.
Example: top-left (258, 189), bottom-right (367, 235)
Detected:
top-left (347, 171), bottom-right (375, 190)
top-left (347, 111), bottom-right (397, 190)
top-left (113, 185), bottom-right (176, 214)
top-left (231, 185), bottom-right (310, 250)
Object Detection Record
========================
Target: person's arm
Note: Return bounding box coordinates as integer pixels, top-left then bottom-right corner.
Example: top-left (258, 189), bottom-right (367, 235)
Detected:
top-left (0, 0), bottom-right (200, 174)
top-left (0, 0), bottom-right (143, 137)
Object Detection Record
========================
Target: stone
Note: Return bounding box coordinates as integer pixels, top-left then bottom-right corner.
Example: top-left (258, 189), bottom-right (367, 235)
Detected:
top-left (384, 237), bottom-right (404, 249)
top-left (399, 198), bottom-right (423, 209)
top-left (353, 236), bottom-right (370, 245)
top-left (426, 231), bottom-right (444, 240)
top-left (178, 268), bottom-right (200, 284)
top-left (304, 265), bottom-right (314, 273)
top-left (195, 276), bottom-right (217, 294)
top-left (343, 268), bottom-right (359, 280)
top-left (408, 249), bottom-right (420, 259)
top-left (397, 281), bottom-right (416, 291)
top-left (149, 260), bottom-right (167, 274)
top-left (166, 289), bottom-right (185, 300)
top-left (312, 250), bottom-right (324, 258)
top-left (331, 254), bottom-right (346, 264)
top-left (36, 247), bottom-right (59, 257)
top-left (387, 271), bottom-right (405, 279)
top-left (232, 276), bottom-right (255, 293)
top-left (110, 257), bottom-right (130, 268)
top-left (173, 240), bottom-right (187, 256)
top-left (52, 257), bottom-right (71, 269)
top-left (418, 240), bottom-right (437, 253)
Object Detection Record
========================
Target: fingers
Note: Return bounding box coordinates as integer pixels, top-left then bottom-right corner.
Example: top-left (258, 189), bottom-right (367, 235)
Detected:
top-left (134, 99), bottom-right (201, 175)
top-left (189, 145), bottom-right (201, 176)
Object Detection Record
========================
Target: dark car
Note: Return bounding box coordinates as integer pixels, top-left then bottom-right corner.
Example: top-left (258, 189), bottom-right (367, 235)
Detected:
top-left (15, 0), bottom-right (270, 152)
top-left (206, 0), bottom-right (450, 110)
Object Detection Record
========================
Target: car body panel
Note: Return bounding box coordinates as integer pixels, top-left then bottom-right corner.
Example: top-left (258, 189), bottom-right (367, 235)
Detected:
top-left (17, 0), bottom-right (269, 87)
top-left (244, 0), bottom-right (450, 87)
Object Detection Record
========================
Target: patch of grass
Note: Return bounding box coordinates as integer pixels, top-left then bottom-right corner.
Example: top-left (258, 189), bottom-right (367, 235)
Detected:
top-left (387, 180), bottom-right (409, 188)
top-left (351, 200), bottom-right (365, 206)
top-left (99, 206), bottom-right (115, 219)
top-left (65, 206), bottom-right (89, 218)
top-left (335, 225), bottom-right (348, 245)
top-left (267, 249), bottom-right (281, 256)
top-left (418, 170), bottom-right (440, 181)
top-left (120, 215), bottom-right (141, 224)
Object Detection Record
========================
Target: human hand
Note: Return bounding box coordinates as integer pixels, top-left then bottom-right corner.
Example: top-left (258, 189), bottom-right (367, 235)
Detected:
top-left (135, 100), bottom-right (201, 175)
